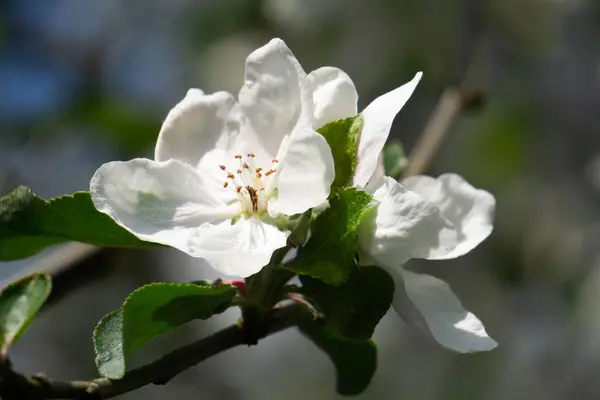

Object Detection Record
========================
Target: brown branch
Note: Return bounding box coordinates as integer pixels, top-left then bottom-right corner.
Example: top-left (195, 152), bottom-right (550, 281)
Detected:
top-left (0, 304), bottom-right (300, 399)
top-left (402, 0), bottom-right (485, 178)
top-left (402, 87), bottom-right (483, 178)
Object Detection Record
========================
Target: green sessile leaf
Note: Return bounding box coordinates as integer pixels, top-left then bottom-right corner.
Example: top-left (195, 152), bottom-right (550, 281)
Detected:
top-left (0, 186), bottom-right (154, 261)
top-left (0, 273), bottom-right (51, 354)
top-left (93, 310), bottom-right (124, 379)
top-left (317, 115), bottom-right (363, 190)
top-left (93, 282), bottom-right (236, 379)
top-left (299, 313), bottom-right (377, 396)
top-left (285, 187), bottom-right (376, 285)
top-left (299, 266), bottom-right (394, 342)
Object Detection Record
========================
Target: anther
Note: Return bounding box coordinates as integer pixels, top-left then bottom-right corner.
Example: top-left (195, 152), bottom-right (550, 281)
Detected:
top-left (235, 154), bottom-right (243, 159)
top-left (256, 173), bottom-right (262, 179)
top-left (243, 162), bottom-right (249, 169)
top-left (265, 169), bottom-right (275, 176)
top-left (236, 169), bottom-right (242, 174)
top-left (219, 165), bottom-right (226, 170)
top-left (247, 153), bottom-right (255, 158)
top-left (236, 186), bottom-right (242, 193)
top-left (272, 159), bottom-right (279, 163)
top-left (227, 173), bottom-right (235, 179)
top-left (223, 182), bottom-right (229, 188)
top-left (255, 167), bottom-right (262, 173)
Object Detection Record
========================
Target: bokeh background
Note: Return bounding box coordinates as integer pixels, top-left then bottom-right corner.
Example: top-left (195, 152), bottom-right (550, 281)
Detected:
top-left (2, 0), bottom-right (600, 398)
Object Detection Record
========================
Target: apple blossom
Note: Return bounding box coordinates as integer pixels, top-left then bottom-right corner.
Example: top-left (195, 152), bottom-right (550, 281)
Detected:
top-left (90, 39), bottom-right (335, 277)
top-left (305, 66), bottom-right (497, 352)
top-left (359, 174), bottom-right (497, 353)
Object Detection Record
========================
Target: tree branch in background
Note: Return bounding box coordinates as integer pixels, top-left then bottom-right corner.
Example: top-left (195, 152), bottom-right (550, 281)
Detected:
top-left (402, 0), bottom-right (485, 178)
top-left (0, 304), bottom-right (300, 399)
top-left (402, 87), bottom-right (483, 178)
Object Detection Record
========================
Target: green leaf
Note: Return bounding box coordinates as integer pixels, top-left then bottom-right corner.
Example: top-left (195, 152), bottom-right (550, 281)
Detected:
top-left (299, 314), bottom-right (377, 396)
top-left (383, 139), bottom-right (408, 178)
top-left (317, 115), bottom-right (363, 189)
top-left (286, 188), bottom-right (376, 285)
top-left (0, 273), bottom-right (51, 354)
top-left (93, 310), bottom-right (124, 379)
top-left (0, 186), bottom-right (154, 261)
top-left (300, 266), bottom-right (394, 342)
top-left (94, 282), bottom-right (237, 379)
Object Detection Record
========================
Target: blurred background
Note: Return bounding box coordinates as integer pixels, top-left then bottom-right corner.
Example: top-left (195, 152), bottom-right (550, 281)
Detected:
top-left (2, 0), bottom-right (600, 398)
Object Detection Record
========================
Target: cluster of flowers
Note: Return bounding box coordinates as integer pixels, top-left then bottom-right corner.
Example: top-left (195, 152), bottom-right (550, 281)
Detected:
top-left (90, 39), bottom-right (497, 353)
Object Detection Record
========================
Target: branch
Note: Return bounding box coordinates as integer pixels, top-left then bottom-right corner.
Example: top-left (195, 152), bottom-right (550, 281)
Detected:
top-left (402, 0), bottom-right (485, 178)
top-left (0, 304), bottom-right (300, 399)
top-left (401, 87), bottom-right (483, 178)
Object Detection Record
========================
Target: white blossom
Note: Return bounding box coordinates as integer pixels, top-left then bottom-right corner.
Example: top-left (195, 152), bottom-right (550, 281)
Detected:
top-left (90, 39), bottom-right (334, 277)
top-left (359, 175), bottom-right (497, 353)
top-left (307, 66), bottom-right (497, 352)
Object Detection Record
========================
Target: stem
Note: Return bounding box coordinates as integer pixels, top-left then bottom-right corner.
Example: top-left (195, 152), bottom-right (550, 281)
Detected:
top-left (0, 304), bottom-right (300, 399)
top-left (242, 247), bottom-right (295, 344)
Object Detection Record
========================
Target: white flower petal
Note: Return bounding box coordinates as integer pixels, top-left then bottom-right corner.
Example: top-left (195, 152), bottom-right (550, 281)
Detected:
top-left (365, 153), bottom-right (385, 193)
top-left (358, 177), bottom-right (457, 266)
top-left (187, 217), bottom-right (289, 277)
top-left (90, 158), bottom-right (238, 252)
top-left (353, 72), bottom-right (422, 188)
top-left (238, 38), bottom-right (313, 158)
top-left (268, 127), bottom-right (335, 216)
top-left (154, 89), bottom-right (238, 168)
top-left (391, 268), bottom-right (497, 353)
top-left (402, 173), bottom-right (495, 259)
top-left (308, 66), bottom-right (358, 129)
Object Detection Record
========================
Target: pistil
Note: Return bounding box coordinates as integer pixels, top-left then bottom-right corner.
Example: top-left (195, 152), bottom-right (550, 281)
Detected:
top-left (219, 153), bottom-right (278, 216)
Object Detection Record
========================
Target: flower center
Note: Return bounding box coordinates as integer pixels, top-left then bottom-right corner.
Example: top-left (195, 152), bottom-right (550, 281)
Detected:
top-left (219, 153), bottom-right (279, 216)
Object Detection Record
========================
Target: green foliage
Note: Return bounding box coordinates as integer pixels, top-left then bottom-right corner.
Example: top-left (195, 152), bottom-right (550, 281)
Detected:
top-left (0, 186), bottom-right (154, 261)
top-left (0, 273), bottom-right (51, 354)
top-left (300, 266), bottom-right (394, 342)
top-left (288, 212), bottom-right (311, 248)
top-left (383, 139), bottom-right (408, 178)
top-left (93, 282), bottom-right (236, 379)
top-left (285, 188), bottom-right (376, 285)
top-left (317, 115), bottom-right (363, 190)
top-left (93, 310), bottom-right (124, 379)
top-left (299, 314), bottom-right (377, 396)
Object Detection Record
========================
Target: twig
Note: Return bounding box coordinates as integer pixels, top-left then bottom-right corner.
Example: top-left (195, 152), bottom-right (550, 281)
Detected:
top-left (402, 88), bottom-right (462, 177)
top-left (0, 304), bottom-right (300, 399)
top-left (402, 0), bottom-right (485, 178)
top-left (4, 243), bottom-right (101, 286)
top-left (402, 87), bottom-right (483, 178)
